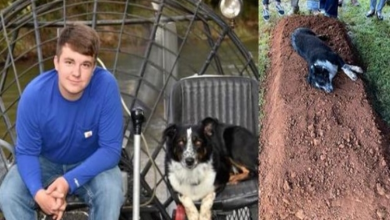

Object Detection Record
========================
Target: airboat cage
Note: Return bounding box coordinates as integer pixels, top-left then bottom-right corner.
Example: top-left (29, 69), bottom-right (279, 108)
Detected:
top-left (0, 0), bottom-right (259, 219)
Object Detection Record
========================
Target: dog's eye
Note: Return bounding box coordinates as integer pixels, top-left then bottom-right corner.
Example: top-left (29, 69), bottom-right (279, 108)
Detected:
top-left (178, 140), bottom-right (185, 147)
top-left (194, 141), bottom-right (202, 147)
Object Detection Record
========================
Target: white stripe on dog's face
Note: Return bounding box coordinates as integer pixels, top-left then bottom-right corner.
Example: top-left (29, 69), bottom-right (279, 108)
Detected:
top-left (314, 60), bottom-right (338, 80)
top-left (313, 60), bottom-right (338, 93)
top-left (185, 128), bottom-right (194, 156)
top-left (187, 128), bottom-right (192, 144)
top-left (182, 128), bottom-right (197, 169)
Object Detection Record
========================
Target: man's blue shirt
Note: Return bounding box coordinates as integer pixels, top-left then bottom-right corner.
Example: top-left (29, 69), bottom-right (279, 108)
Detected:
top-left (15, 66), bottom-right (123, 196)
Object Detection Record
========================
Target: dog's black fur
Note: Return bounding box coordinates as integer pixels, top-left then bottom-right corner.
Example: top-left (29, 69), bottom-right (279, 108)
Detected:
top-left (291, 27), bottom-right (363, 93)
top-left (163, 117), bottom-right (258, 202)
top-left (201, 117), bottom-right (258, 180)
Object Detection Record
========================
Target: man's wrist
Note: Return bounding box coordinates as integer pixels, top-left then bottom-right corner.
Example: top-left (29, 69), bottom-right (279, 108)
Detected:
top-left (58, 176), bottom-right (70, 194)
top-left (63, 174), bottom-right (77, 193)
top-left (34, 188), bottom-right (45, 201)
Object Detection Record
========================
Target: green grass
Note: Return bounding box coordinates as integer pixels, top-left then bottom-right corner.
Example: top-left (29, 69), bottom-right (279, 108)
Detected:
top-left (258, 1), bottom-right (390, 124)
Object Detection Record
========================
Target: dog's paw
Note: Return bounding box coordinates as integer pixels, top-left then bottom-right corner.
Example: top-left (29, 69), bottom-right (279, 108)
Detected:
top-left (200, 192), bottom-right (216, 211)
top-left (199, 212), bottom-right (212, 220)
top-left (342, 65), bottom-right (358, 81)
top-left (200, 200), bottom-right (213, 220)
top-left (178, 194), bottom-right (192, 206)
top-left (344, 64), bottom-right (363, 76)
top-left (353, 66), bottom-right (364, 74)
top-left (186, 209), bottom-right (200, 220)
top-left (186, 210), bottom-right (200, 220)
top-left (203, 192), bottom-right (216, 203)
top-left (179, 195), bottom-right (199, 220)
top-left (350, 74), bottom-right (358, 81)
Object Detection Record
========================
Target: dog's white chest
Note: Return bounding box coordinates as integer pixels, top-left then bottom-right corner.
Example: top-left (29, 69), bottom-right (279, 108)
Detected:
top-left (168, 160), bottom-right (216, 201)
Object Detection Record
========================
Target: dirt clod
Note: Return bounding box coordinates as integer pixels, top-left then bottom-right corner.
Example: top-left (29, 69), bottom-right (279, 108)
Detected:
top-left (259, 16), bottom-right (390, 219)
top-left (295, 209), bottom-right (305, 219)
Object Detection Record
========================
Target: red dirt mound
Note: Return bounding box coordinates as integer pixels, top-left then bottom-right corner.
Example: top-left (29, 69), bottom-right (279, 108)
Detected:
top-left (259, 16), bottom-right (390, 219)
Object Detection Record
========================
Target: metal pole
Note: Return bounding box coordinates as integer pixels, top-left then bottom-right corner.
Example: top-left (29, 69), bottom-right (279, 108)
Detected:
top-left (131, 108), bottom-right (145, 220)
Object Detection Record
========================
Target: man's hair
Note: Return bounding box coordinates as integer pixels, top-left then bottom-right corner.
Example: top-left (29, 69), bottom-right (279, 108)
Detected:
top-left (56, 23), bottom-right (100, 60)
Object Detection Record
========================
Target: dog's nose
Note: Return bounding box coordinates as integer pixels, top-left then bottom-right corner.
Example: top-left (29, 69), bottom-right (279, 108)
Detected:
top-left (185, 158), bottom-right (195, 166)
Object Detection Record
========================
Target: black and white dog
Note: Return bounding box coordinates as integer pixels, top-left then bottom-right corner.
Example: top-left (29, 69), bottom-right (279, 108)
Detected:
top-left (291, 27), bottom-right (363, 93)
top-left (163, 117), bottom-right (258, 220)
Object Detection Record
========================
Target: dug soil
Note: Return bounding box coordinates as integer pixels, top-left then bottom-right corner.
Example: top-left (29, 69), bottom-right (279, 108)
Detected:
top-left (259, 16), bottom-right (390, 219)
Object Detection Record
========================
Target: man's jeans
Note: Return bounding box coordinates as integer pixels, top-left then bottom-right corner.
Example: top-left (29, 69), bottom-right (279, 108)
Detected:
top-left (370, 0), bottom-right (387, 12)
top-left (307, 0), bottom-right (320, 10)
top-left (0, 157), bottom-right (124, 220)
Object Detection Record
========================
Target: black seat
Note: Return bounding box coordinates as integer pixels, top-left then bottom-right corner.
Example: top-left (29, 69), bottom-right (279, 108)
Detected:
top-left (167, 75), bottom-right (259, 219)
top-left (168, 75), bottom-right (259, 133)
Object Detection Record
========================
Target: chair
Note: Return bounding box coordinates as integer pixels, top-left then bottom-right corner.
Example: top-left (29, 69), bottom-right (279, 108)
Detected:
top-left (167, 75), bottom-right (259, 219)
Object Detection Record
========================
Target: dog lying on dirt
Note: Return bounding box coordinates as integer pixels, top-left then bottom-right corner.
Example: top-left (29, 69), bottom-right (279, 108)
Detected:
top-left (291, 27), bottom-right (363, 93)
top-left (163, 117), bottom-right (258, 220)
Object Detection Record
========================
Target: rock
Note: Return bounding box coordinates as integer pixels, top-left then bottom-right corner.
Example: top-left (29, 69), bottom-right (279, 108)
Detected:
top-left (295, 209), bottom-right (305, 219)
top-left (284, 180), bottom-right (291, 191)
top-left (377, 183), bottom-right (386, 196)
top-left (377, 208), bottom-right (387, 219)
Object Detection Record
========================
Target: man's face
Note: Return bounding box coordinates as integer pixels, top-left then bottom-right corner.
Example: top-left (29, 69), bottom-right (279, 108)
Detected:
top-left (54, 44), bottom-right (95, 100)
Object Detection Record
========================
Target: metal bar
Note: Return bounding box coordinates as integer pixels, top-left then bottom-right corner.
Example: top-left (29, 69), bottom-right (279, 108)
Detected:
top-left (131, 0), bottom-right (166, 109)
top-left (0, 97), bottom-right (17, 144)
top-left (140, 142), bottom-right (164, 176)
top-left (0, 0), bottom-right (31, 24)
top-left (139, 4), bottom-right (212, 175)
top-left (228, 32), bottom-right (259, 80)
top-left (63, 0), bottom-right (66, 27)
top-left (141, 0), bottom-right (202, 133)
top-left (0, 138), bottom-right (14, 175)
top-left (139, 175), bottom-right (171, 219)
top-left (0, 0), bottom-right (60, 32)
top-left (178, 0), bottom-right (259, 79)
top-left (202, 21), bottom-right (224, 75)
top-left (111, 0), bottom-right (130, 78)
top-left (4, 15), bottom-right (205, 29)
top-left (133, 133), bottom-right (141, 220)
top-left (0, 14), bottom-right (22, 98)
top-left (91, 0), bottom-right (98, 29)
top-left (131, 108), bottom-right (145, 220)
top-left (198, 27), bottom-right (228, 75)
top-left (239, 54), bottom-right (254, 76)
top-left (30, 0), bottom-right (44, 74)
top-left (0, 30), bottom-right (20, 93)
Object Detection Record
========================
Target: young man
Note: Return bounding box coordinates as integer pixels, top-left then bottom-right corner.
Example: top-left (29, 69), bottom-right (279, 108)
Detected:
top-left (0, 23), bottom-right (124, 220)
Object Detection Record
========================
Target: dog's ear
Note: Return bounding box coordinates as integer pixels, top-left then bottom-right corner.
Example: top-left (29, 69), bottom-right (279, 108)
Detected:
top-left (162, 124), bottom-right (177, 141)
top-left (201, 117), bottom-right (219, 137)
